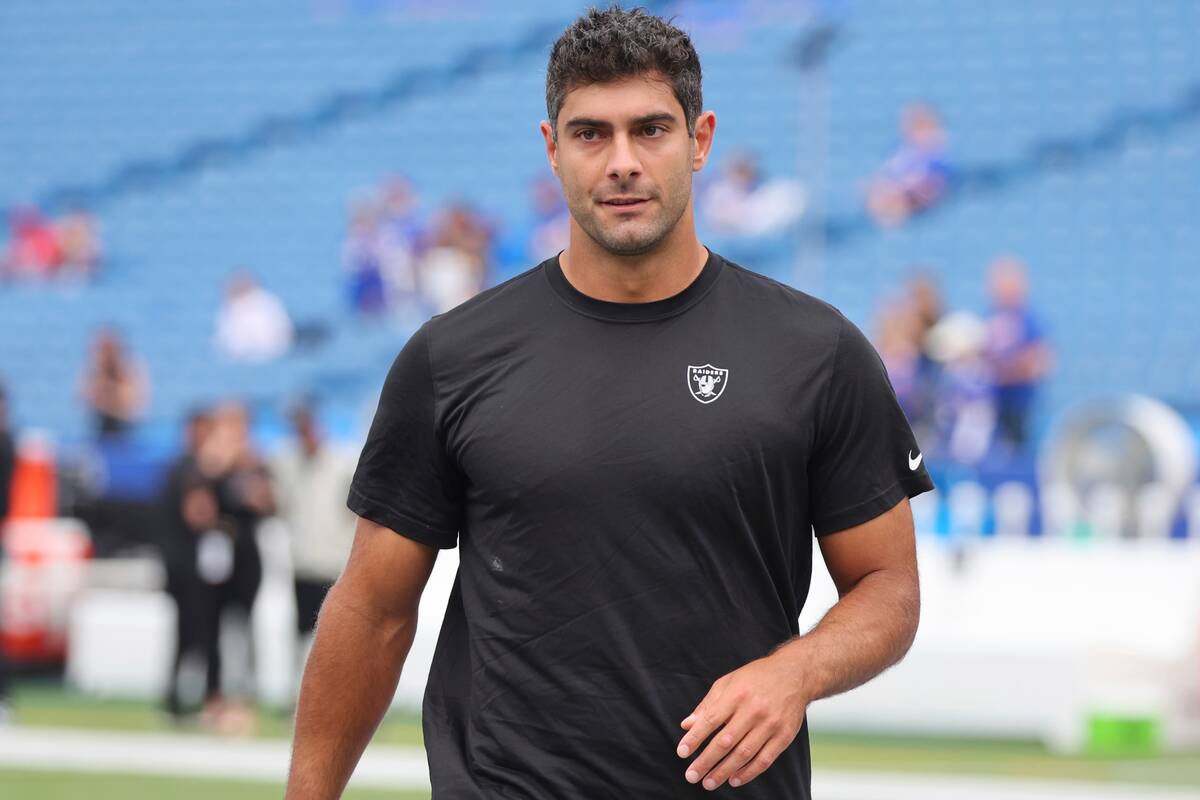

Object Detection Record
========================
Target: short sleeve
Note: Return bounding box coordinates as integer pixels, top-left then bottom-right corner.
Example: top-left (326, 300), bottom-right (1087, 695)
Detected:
top-left (347, 323), bottom-right (465, 549)
top-left (809, 313), bottom-right (935, 536)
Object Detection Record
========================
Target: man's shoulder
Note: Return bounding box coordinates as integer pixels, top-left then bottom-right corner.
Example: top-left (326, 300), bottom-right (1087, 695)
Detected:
top-left (715, 252), bottom-right (848, 333)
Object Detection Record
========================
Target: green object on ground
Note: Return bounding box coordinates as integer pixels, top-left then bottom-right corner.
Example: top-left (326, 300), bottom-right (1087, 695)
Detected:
top-left (1086, 714), bottom-right (1162, 757)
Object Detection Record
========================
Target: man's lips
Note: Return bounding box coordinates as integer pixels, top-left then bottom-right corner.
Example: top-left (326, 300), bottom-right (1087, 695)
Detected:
top-left (600, 196), bottom-right (651, 208)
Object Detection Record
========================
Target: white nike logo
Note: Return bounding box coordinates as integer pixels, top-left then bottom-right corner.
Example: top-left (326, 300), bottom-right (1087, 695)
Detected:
top-left (908, 450), bottom-right (923, 471)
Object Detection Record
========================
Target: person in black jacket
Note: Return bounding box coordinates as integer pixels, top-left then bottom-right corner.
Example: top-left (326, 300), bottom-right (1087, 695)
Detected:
top-left (160, 407), bottom-right (219, 718)
top-left (0, 383), bottom-right (16, 713)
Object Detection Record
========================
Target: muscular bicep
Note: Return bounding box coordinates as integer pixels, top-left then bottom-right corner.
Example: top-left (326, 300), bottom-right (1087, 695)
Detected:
top-left (816, 496), bottom-right (917, 598)
top-left (333, 515), bottom-right (439, 624)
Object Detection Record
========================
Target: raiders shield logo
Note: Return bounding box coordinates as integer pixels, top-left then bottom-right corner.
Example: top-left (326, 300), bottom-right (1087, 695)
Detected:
top-left (687, 364), bottom-right (729, 404)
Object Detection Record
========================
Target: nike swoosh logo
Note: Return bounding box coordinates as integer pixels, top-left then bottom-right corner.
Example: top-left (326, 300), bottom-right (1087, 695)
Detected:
top-left (908, 451), bottom-right (923, 471)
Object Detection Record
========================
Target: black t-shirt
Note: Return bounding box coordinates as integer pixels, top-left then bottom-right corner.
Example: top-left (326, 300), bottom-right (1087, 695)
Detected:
top-left (348, 249), bottom-right (934, 799)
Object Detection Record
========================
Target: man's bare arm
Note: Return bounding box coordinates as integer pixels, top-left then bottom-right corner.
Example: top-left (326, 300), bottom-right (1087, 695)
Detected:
top-left (773, 494), bottom-right (921, 701)
top-left (675, 497), bottom-right (920, 790)
top-left (285, 516), bottom-right (439, 799)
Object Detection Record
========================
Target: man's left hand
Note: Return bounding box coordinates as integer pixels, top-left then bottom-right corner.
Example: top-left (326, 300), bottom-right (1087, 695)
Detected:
top-left (676, 649), bottom-right (808, 790)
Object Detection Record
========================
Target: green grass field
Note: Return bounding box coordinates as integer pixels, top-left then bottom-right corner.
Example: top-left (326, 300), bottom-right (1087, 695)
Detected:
top-left (4, 681), bottom-right (1199, 793)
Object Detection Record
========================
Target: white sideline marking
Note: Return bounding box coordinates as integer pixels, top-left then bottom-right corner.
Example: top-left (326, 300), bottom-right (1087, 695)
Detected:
top-left (0, 726), bottom-right (1194, 798)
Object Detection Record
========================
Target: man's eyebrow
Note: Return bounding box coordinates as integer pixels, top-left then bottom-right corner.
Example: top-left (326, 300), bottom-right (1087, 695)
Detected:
top-left (563, 111), bottom-right (679, 129)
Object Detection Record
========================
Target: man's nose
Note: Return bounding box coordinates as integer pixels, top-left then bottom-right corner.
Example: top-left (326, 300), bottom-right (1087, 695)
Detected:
top-left (606, 133), bottom-right (642, 182)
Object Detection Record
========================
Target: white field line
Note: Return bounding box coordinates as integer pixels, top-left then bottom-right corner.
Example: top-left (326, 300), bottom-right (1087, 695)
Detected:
top-left (0, 726), bottom-right (1195, 799)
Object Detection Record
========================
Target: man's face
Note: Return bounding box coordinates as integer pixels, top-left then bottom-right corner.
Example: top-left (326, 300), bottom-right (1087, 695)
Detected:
top-left (541, 72), bottom-right (714, 257)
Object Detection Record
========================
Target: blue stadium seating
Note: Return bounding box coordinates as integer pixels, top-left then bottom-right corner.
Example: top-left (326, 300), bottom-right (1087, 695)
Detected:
top-left (1, 0), bottom-right (1198, 453)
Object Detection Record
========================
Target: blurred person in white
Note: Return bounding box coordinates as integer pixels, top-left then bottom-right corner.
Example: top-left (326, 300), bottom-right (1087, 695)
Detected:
top-left (269, 398), bottom-right (355, 697)
top-left (865, 103), bottom-right (950, 227)
top-left (926, 311), bottom-right (996, 466)
top-left (76, 326), bottom-right (150, 440)
top-left (214, 272), bottom-right (294, 362)
top-left (0, 382), bottom-right (13, 722)
top-left (417, 202), bottom-right (492, 313)
top-left (983, 256), bottom-right (1054, 455)
top-left (701, 151), bottom-right (805, 236)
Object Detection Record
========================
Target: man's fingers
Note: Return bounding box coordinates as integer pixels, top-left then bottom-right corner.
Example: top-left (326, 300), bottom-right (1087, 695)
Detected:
top-left (683, 711), bottom-right (756, 789)
top-left (703, 723), bottom-right (773, 790)
top-left (677, 678), bottom-right (729, 754)
top-left (728, 730), bottom-right (796, 788)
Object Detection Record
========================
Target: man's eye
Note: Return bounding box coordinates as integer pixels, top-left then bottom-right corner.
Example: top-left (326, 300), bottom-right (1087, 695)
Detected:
top-left (643, 125), bottom-right (663, 137)
top-left (578, 130), bottom-right (598, 141)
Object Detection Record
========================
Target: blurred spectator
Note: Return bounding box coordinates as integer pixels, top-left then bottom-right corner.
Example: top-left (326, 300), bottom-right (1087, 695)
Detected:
top-left (55, 210), bottom-right (103, 280)
top-left (701, 152), bottom-right (805, 236)
top-left (0, 382), bottom-right (13, 721)
top-left (342, 178), bottom-right (424, 319)
top-left (214, 272), bottom-right (294, 363)
top-left (342, 200), bottom-right (388, 317)
top-left (418, 202), bottom-right (492, 314)
top-left (865, 104), bottom-right (950, 227)
top-left (1, 206), bottom-right (62, 280)
top-left (160, 407), bottom-right (219, 719)
top-left (269, 399), bottom-right (355, 692)
top-left (77, 327), bottom-right (150, 440)
top-left (189, 400), bottom-right (275, 733)
top-left (375, 176), bottom-right (424, 308)
top-left (875, 297), bottom-right (922, 413)
top-left (0, 383), bottom-right (13, 525)
top-left (875, 272), bottom-right (945, 450)
top-left (983, 257), bottom-right (1054, 453)
top-left (926, 311), bottom-right (995, 466)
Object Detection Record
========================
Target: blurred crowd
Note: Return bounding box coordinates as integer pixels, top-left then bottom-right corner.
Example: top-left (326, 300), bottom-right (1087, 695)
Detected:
top-left (342, 176), bottom-right (494, 320)
top-left (875, 256), bottom-right (1054, 468)
top-left (159, 397), bottom-right (354, 730)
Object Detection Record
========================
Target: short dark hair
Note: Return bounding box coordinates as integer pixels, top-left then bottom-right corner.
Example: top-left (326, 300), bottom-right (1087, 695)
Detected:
top-left (546, 5), bottom-right (703, 138)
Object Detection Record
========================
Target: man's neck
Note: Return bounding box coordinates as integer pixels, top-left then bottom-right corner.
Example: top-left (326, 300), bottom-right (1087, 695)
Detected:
top-left (559, 215), bottom-right (707, 304)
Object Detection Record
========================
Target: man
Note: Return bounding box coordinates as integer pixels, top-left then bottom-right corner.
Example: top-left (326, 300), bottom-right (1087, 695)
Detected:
top-left (287, 8), bottom-right (932, 798)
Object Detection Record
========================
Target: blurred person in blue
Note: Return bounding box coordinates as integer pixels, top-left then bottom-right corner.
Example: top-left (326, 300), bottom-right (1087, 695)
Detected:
top-left (288, 8), bottom-right (932, 799)
top-left (982, 256), bottom-right (1054, 454)
top-left (0, 382), bottom-right (13, 722)
top-left (341, 200), bottom-right (389, 317)
top-left (865, 103), bottom-right (951, 227)
top-left (342, 177), bottom-right (425, 319)
top-left (268, 398), bottom-right (356, 695)
top-left (76, 327), bottom-right (150, 440)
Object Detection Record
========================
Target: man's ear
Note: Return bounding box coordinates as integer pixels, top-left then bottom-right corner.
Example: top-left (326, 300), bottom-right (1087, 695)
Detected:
top-left (540, 120), bottom-right (559, 176)
top-left (691, 110), bottom-right (717, 172)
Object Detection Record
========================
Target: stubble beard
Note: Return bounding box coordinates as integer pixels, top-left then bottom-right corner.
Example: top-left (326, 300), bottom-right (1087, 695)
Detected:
top-left (566, 172), bottom-right (692, 258)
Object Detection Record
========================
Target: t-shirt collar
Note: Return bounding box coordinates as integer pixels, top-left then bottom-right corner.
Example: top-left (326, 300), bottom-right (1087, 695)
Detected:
top-left (542, 247), bottom-right (723, 323)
